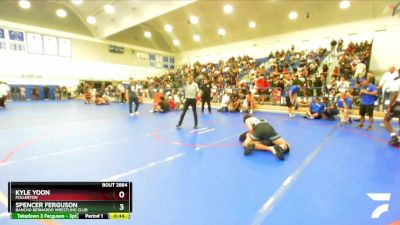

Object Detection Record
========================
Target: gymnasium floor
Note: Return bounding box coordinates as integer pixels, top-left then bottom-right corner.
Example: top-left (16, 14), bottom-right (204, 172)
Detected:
top-left (0, 101), bottom-right (400, 225)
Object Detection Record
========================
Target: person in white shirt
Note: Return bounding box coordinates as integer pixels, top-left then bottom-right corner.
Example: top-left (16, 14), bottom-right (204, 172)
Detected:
top-left (383, 68), bottom-right (400, 147)
top-left (379, 66), bottom-right (397, 110)
top-left (0, 81), bottom-right (10, 108)
top-left (176, 74), bottom-right (199, 129)
top-left (117, 83), bottom-right (126, 104)
top-left (218, 93), bottom-right (230, 112)
top-left (337, 77), bottom-right (350, 94)
top-left (354, 60), bottom-right (366, 79)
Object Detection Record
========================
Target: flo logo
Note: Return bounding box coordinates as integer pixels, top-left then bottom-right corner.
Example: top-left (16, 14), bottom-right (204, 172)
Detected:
top-left (367, 193), bottom-right (391, 219)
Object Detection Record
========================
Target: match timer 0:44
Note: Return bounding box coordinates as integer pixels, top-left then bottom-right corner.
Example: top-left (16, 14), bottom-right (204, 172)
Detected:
top-left (8, 182), bottom-right (132, 220)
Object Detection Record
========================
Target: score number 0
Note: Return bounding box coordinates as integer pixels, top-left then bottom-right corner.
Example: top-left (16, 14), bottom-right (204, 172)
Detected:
top-left (119, 191), bottom-right (125, 211)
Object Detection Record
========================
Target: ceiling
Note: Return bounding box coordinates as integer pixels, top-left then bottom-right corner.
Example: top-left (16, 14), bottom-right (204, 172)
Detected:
top-left (0, 0), bottom-right (397, 54)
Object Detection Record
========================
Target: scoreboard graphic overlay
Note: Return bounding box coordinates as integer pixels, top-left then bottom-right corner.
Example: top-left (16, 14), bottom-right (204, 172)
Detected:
top-left (8, 182), bottom-right (132, 220)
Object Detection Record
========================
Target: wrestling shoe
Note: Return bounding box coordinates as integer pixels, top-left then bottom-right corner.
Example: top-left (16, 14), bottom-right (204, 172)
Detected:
top-left (176, 124), bottom-right (181, 129)
top-left (135, 111), bottom-right (139, 115)
top-left (355, 124), bottom-right (364, 129)
top-left (273, 145), bottom-right (285, 161)
top-left (366, 125), bottom-right (373, 131)
top-left (388, 136), bottom-right (400, 147)
top-left (244, 143), bottom-right (255, 156)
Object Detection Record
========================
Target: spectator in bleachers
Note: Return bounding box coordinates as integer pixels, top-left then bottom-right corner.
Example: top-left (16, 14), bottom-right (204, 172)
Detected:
top-left (337, 76), bottom-right (350, 94)
top-left (353, 59), bottom-right (366, 79)
top-left (366, 71), bottom-right (376, 85)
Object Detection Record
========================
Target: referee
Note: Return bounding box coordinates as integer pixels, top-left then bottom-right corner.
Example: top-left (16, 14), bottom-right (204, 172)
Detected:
top-left (176, 74), bottom-right (199, 128)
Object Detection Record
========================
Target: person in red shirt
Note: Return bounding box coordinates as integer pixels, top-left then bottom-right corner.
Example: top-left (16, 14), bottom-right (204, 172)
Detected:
top-left (168, 96), bottom-right (176, 111)
top-left (255, 75), bottom-right (265, 104)
top-left (152, 90), bottom-right (163, 112)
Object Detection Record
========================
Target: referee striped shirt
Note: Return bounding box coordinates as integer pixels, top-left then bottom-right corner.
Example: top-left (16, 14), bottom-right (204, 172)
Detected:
top-left (184, 82), bottom-right (199, 99)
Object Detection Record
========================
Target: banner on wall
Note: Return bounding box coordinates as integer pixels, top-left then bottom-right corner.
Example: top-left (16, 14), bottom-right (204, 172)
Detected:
top-left (137, 52), bottom-right (149, 61)
top-left (0, 28), bottom-right (5, 50)
top-left (149, 54), bottom-right (156, 67)
top-left (156, 55), bottom-right (163, 68)
top-left (58, 38), bottom-right (71, 57)
top-left (27, 33), bottom-right (43, 54)
top-left (8, 30), bottom-right (25, 52)
top-left (43, 36), bottom-right (58, 56)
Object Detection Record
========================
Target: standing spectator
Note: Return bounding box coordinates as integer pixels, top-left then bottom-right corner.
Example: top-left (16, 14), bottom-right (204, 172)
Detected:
top-left (383, 69), bottom-right (400, 146)
top-left (32, 86), bottom-right (40, 100)
top-left (20, 86), bottom-right (26, 100)
top-left (356, 79), bottom-right (378, 130)
top-left (337, 39), bottom-right (344, 53)
top-left (176, 74), bottom-right (199, 128)
top-left (320, 64), bottom-right (329, 95)
top-left (330, 39), bottom-right (337, 54)
top-left (314, 76), bottom-right (323, 97)
top-left (118, 82), bottom-right (126, 104)
top-left (43, 85), bottom-right (49, 100)
top-left (11, 86), bottom-right (20, 100)
top-left (285, 80), bottom-right (301, 118)
top-left (0, 81), bottom-right (10, 108)
top-left (55, 86), bottom-right (61, 100)
top-left (126, 77), bottom-right (140, 116)
top-left (378, 66), bottom-right (397, 110)
top-left (337, 93), bottom-right (353, 125)
top-left (200, 79), bottom-right (212, 113)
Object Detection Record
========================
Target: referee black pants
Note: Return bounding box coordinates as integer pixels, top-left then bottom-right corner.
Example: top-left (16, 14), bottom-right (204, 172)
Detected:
top-left (177, 98), bottom-right (197, 127)
top-left (128, 96), bottom-right (139, 113)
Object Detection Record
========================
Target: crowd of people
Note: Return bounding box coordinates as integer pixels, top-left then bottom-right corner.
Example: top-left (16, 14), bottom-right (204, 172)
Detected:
top-left (3, 39), bottom-right (400, 149)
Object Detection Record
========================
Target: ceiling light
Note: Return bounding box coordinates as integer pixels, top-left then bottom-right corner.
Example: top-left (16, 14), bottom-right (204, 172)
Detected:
top-left (164, 24), bottom-right (173, 32)
top-left (173, 39), bottom-right (180, 46)
top-left (189, 15), bottom-right (199, 24)
top-left (71, 0), bottom-right (83, 5)
top-left (56, 9), bottom-right (67, 18)
top-left (104, 4), bottom-right (115, 14)
top-left (223, 4), bottom-right (233, 14)
top-left (249, 21), bottom-right (256, 29)
top-left (288, 11), bottom-right (298, 20)
top-left (193, 35), bottom-right (200, 42)
top-left (218, 28), bottom-right (226, 36)
top-left (86, 16), bottom-right (96, 25)
top-left (339, 0), bottom-right (350, 9)
top-left (18, 0), bottom-right (31, 9)
top-left (144, 31), bottom-right (152, 38)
